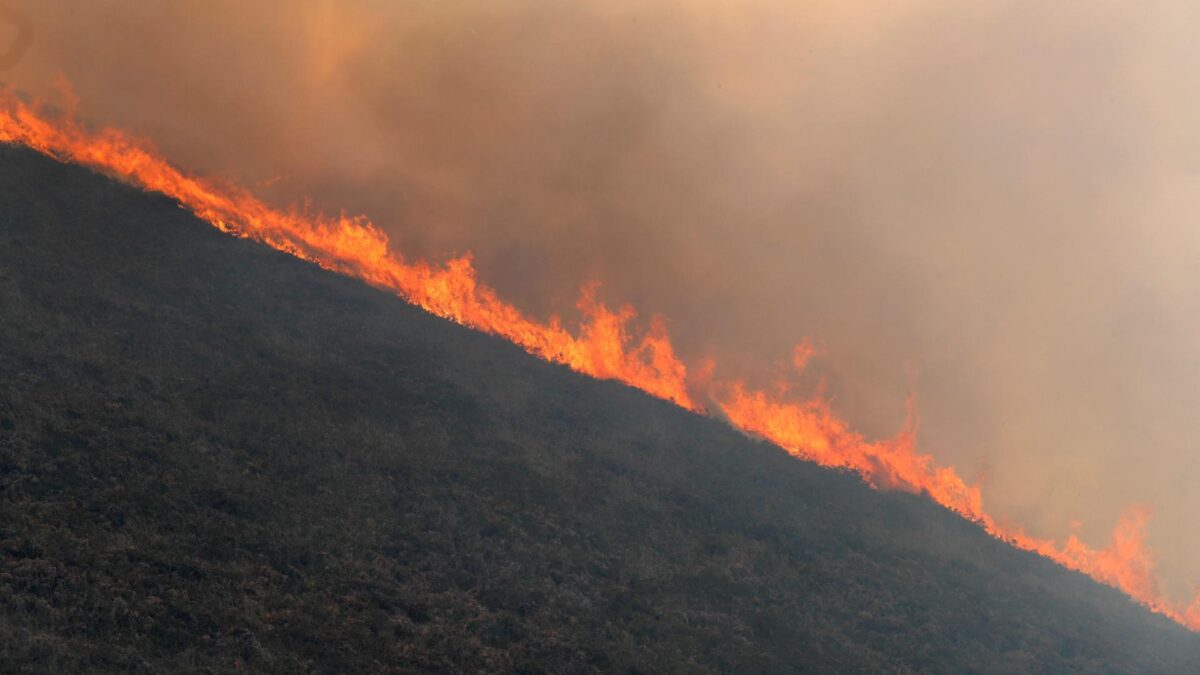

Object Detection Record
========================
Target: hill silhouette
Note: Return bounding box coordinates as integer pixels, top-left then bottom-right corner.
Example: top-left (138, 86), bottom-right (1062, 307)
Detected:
top-left (0, 144), bottom-right (1197, 673)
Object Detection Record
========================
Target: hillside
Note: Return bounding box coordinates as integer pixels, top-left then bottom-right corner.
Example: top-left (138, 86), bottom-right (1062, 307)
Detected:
top-left (0, 144), bottom-right (1197, 673)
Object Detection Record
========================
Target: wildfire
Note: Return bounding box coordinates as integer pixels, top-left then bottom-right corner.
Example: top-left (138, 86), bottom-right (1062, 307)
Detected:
top-left (1, 89), bottom-right (1195, 630)
top-left (715, 375), bottom-right (1200, 627)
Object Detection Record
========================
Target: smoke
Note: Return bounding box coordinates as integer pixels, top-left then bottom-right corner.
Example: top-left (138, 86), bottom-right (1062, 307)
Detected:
top-left (7, 0), bottom-right (1200, 599)
top-left (0, 4), bottom-right (32, 70)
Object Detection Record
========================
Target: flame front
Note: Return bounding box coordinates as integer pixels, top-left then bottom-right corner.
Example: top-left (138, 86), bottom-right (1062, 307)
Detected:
top-left (716, 376), bottom-right (1200, 627)
top-left (1, 90), bottom-right (1195, 630)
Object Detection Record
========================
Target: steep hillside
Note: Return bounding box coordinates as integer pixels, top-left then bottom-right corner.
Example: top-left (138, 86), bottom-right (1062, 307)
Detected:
top-left (0, 144), bottom-right (1197, 673)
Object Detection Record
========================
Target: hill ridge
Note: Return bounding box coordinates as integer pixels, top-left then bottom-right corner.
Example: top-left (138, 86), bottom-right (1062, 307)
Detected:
top-left (3, 94), bottom-right (1194, 628)
top-left (1, 144), bottom-right (1198, 672)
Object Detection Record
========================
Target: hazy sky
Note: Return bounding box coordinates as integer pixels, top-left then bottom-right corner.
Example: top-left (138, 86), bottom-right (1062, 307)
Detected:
top-left (6, 0), bottom-right (1199, 599)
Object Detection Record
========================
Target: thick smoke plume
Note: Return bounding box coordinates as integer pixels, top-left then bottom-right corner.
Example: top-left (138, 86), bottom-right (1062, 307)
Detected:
top-left (7, 0), bottom-right (1200, 602)
top-left (0, 4), bottom-right (31, 70)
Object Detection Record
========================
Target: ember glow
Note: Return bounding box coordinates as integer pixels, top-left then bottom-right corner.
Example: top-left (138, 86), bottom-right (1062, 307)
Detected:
top-left (1, 92), bottom-right (1196, 630)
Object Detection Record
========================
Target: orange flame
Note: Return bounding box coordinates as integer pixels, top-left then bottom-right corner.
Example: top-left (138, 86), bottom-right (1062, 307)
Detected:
top-left (0, 90), bottom-right (694, 409)
top-left (716, 364), bottom-right (1200, 628)
top-left (0, 89), bottom-right (1195, 630)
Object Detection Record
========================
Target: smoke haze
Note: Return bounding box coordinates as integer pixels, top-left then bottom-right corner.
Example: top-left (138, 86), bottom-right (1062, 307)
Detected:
top-left (8, 0), bottom-right (1199, 599)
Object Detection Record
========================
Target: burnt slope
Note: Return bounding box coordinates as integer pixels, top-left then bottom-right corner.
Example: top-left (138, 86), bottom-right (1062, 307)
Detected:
top-left (0, 144), bottom-right (1196, 673)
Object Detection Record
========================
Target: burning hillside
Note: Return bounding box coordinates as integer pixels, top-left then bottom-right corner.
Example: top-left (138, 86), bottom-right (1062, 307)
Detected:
top-left (2, 137), bottom-right (1199, 671)
top-left (1, 91), bottom-right (1195, 631)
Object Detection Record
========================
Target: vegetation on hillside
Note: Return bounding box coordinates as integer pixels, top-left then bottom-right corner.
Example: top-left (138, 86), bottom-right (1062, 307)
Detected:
top-left (0, 145), bottom-right (1197, 672)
